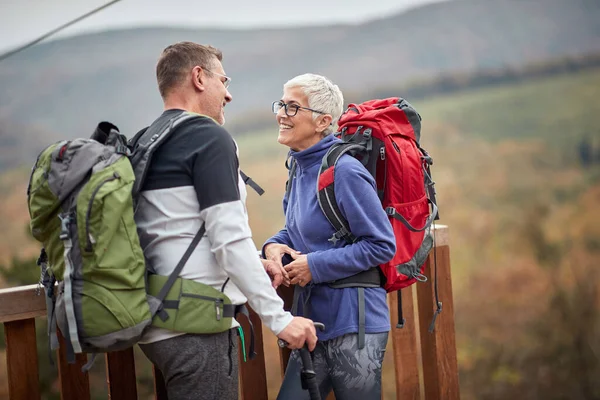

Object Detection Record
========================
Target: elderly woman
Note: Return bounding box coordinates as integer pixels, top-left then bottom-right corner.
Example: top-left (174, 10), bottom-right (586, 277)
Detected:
top-left (263, 73), bottom-right (396, 400)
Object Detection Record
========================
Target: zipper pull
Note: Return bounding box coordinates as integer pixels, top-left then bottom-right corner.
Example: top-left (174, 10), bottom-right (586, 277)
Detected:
top-left (35, 249), bottom-right (48, 296)
top-left (380, 147), bottom-right (385, 160)
top-left (36, 264), bottom-right (46, 296)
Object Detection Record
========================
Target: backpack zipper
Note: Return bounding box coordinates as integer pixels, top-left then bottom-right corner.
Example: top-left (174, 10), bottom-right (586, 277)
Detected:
top-left (85, 172), bottom-right (120, 252)
top-left (27, 171), bottom-right (49, 196)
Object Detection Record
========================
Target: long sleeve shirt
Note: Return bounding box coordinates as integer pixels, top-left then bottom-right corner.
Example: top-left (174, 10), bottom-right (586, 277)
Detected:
top-left (136, 109), bottom-right (293, 344)
top-left (264, 134), bottom-right (395, 341)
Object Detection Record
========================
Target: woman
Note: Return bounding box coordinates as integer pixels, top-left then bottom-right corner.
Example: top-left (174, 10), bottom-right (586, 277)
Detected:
top-left (263, 73), bottom-right (396, 400)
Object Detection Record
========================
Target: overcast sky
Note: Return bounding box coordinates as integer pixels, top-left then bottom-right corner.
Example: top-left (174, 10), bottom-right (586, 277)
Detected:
top-left (0, 0), bottom-right (449, 52)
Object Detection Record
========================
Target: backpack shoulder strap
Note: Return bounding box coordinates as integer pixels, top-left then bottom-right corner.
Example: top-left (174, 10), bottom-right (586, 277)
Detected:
top-left (127, 126), bottom-right (149, 151)
top-left (315, 142), bottom-right (384, 351)
top-left (129, 111), bottom-right (196, 198)
top-left (317, 142), bottom-right (365, 245)
top-left (152, 223), bottom-right (206, 322)
top-left (285, 154), bottom-right (297, 202)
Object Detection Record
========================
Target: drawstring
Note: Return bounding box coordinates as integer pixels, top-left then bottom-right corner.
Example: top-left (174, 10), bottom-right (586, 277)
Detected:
top-left (237, 326), bottom-right (247, 363)
top-left (228, 329), bottom-right (234, 376)
top-left (428, 224), bottom-right (442, 333)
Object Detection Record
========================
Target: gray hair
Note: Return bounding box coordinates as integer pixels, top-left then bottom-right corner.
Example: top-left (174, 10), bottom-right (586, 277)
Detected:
top-left (284, 73), bottom-right (344, 135)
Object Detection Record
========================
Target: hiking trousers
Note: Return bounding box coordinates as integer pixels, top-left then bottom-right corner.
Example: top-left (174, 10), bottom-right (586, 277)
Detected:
top-left (139, 329), bottom-right (239, 400)
top-left (277, 332), bottom-right (389, 400)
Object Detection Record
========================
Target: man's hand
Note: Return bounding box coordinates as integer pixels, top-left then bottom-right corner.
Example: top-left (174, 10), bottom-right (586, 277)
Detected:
top-left (285, 252), bottom-right (312, 287)
top-left (260, 258), bottom-right (289, 289)
top-left (277, 316), bottom-right (318, 351)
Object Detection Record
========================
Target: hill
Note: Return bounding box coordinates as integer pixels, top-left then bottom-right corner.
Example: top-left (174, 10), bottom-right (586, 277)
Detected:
top-left (0, 0), bottom-right (599, 171)
top-left (2, 66), bottom-right (600, 399)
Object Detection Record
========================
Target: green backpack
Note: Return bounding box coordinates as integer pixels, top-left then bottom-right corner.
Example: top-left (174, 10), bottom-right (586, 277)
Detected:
top-left (27, 113), bottom-right (258, 368)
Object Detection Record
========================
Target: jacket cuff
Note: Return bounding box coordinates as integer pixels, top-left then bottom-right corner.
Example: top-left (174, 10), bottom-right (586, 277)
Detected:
top-left (307, 253), bottom-right (322, 283)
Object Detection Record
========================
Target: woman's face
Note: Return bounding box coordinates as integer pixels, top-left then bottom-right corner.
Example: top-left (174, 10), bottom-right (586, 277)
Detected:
top-left (276, 86), bottom-right (324, 152)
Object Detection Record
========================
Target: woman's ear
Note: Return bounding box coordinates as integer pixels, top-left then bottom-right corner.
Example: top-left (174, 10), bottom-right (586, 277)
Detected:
top-left (316, 114), bottom-right (333, 134)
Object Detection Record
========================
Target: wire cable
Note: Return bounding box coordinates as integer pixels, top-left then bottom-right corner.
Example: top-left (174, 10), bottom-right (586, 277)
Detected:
top-left (0, 0), bottom-right (122, 63)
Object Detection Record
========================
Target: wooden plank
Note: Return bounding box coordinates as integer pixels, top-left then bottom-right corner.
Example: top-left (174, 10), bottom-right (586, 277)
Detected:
top-left (0, 284), bottom-right (47, 323)
top-left (105, 348), bottom-right (137, 400)
top-left (153, 365), bottom-right (168, 400)
top-left (431, 225), bottom-right (449, 247)
top-left (417, 245), bottom-right (460, 400)
top-left (389, 288), bottom-right (421, 400)
top-left (238, 304), bottom-right (268, 400)
top-left (56, 327), bottom-right (90, 400)
top-left (276, 284), bottom-right (295, 377)
top-left (4, 318), bottom-right (41, 400)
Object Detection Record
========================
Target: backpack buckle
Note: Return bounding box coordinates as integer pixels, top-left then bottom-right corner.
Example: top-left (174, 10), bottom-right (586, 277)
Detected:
top-left (58, 214), bottom-right (71, 240)
top-left (115, 144), bottom-right (130, 156)
top-left (328, 227), bottom-right (356, 245)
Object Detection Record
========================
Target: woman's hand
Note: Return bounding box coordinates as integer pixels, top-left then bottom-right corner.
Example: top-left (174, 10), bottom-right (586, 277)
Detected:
top-left (285, 252), bottom-right (312, 287)
top-left (264, 243), bottom-right (300, 287)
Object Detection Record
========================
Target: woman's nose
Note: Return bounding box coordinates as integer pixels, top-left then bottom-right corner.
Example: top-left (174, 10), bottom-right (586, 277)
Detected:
top-left (277, 106), bottom-right (287, 118)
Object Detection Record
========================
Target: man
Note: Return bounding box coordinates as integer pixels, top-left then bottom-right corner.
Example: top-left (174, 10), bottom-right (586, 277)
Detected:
top-left (135, 41), bottom-right (317, 400)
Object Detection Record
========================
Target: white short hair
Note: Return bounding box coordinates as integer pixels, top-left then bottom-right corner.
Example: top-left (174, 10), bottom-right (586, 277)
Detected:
top-left (284, 73), bottom-right (344, 135)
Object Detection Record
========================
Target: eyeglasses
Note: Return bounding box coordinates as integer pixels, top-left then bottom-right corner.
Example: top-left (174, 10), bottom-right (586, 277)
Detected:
top-left (204, 68), bottom-right (231, 89)
top-left (272, 100), bottom-right (326, 117)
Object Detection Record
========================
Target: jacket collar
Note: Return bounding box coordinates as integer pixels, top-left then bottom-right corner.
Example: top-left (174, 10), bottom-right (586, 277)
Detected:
top-left (290, 134), bottom-right (340, 170)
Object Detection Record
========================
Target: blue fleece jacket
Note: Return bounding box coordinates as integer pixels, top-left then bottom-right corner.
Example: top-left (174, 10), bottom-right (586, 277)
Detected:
top-left (264, 134), bottom-right (396, 341)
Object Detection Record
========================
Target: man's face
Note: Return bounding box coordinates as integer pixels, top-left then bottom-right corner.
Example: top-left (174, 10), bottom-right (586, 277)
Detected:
top-left (200, 60), bottom-right (232, 125)
top-left (276, 86), bottom-right (322, 151)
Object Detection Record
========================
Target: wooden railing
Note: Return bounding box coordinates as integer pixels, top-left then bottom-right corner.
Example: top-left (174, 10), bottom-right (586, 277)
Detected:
top-left (0, 225), bottom-right (458, 399)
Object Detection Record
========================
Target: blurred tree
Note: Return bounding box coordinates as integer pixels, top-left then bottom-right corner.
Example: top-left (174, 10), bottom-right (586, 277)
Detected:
top-left (578, 136), bottom-right (593, 167)
top-left (521, 205), bottom-right (600, 400)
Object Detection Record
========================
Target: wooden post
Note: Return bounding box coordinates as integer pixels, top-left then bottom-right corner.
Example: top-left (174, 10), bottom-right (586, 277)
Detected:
top-left (105, 348), bottom-right (138, 400)
top-left (56, 328), bottom-right (91, 400)
top-left (4, 318), bottom-right (41, 400)
top-left (153, 365), bottom-right (168, 400)
top-left (238, 304), bottom-right (268, 400)
top-left (389, 287), bottom-right (421, 400)
top-left (276, 284), bottom-right (294, 377)
top-left (416, 237), bottom-right (460, 400)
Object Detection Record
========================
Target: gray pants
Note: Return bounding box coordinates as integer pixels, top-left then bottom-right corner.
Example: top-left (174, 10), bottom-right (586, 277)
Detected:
top-left (139, 330), bottom-right (239, 400)
top-left (277, 332), bottom-right (389, 400)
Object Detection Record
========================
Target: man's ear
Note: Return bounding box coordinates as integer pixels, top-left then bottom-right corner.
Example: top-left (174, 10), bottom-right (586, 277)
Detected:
top-left (316, 114), bottom-right (333, 134)
top-left (192, 66), bottom-right (206, 92)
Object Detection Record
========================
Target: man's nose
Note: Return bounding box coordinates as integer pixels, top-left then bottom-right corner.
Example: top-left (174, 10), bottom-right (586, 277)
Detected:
top-left (225, 89), bottom-right (233, 103)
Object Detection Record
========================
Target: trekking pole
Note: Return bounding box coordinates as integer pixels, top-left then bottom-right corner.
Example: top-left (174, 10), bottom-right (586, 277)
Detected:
top-left (278, 322), bottom-right (325, 400)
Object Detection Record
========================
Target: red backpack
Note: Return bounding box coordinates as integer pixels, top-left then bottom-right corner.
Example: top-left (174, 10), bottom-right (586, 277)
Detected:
top-left (289, 97), bottom-right (441, 332)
